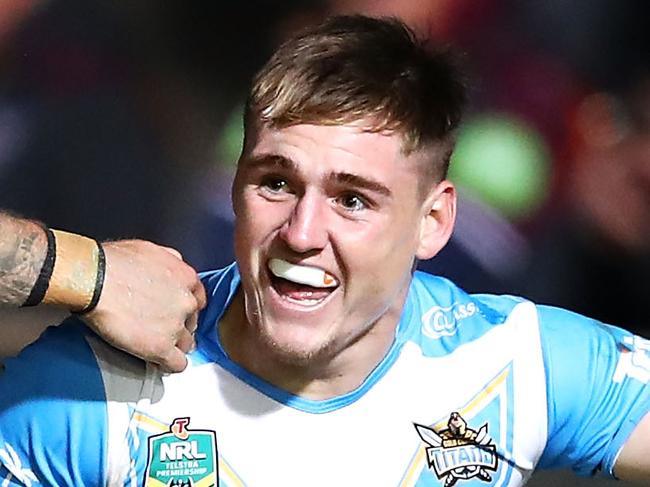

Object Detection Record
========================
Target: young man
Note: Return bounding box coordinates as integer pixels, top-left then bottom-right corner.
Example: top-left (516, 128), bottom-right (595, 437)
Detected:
top-left (0, 16), bottom-right (648, 487)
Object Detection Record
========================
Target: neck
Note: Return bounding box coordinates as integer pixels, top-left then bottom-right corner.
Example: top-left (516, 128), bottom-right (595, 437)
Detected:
top-left (219, 290), bottom-right (405, 400)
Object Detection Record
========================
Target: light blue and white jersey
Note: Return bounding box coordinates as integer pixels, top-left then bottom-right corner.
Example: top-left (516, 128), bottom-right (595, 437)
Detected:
top-left (1, 264), bottom-right (650, 487)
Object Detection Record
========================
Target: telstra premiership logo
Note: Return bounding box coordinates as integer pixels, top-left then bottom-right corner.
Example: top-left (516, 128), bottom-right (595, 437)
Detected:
top-left (144, 417), bottom-right (218, 487)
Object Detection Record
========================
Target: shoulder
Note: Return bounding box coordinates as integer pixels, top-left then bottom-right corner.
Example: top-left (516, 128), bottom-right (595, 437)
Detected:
top-left (1, 318), bottom-right (106, 397)
top-left (197, 264), bottom-right (240, 339)
top-left (403, 271), bottom-right (527, 351)
top-left (408, 271), bottom-right (623, 352)
top-left (0, 318), bottom-right (109, 484)
top-left (200, 263), bottom-right (239, 296)
top-left (410, 271), bottom-right (525, 318)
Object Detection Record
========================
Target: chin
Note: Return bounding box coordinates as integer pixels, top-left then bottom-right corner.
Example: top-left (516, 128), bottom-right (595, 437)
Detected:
top-left (257, 324), bottom-right (337, 368)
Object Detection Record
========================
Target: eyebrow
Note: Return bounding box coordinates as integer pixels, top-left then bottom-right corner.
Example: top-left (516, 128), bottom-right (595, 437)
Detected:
top-left (327, 172), bottom-right (392, 197)
top-left (243, 154), bottom-right (298, 172)
top-left (243, 153), bottom-right (392, 197)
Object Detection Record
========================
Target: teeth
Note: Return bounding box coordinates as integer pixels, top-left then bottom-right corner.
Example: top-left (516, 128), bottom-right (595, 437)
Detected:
top-left (286, 297), bottom-right (320, 306)
top-left (268, 258), bottom-right (339, 288)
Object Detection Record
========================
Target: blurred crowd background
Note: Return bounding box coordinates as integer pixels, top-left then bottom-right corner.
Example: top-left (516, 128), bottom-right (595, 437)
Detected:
top-left (0, 1), bottom-right (647, 318)
top-left (0, 1), bottom-right (647, 484)
top-left (0, 0), bottom-right (647, 332)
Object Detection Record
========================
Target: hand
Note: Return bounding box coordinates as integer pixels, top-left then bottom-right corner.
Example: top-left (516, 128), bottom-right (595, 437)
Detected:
top-left (79, 240), bottom-right (207, 372)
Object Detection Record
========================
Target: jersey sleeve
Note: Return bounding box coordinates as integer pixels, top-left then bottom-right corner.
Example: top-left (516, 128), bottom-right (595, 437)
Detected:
top-left (536, 305), bottom-right (650, 477)
top-left (0, 319), bottom-right (108, 486)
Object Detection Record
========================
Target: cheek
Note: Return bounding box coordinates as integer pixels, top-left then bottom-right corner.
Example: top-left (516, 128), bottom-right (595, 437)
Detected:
top-left (356, 211), bottom-right (419, 252)
top-left (342, 216), bottom-right (418, 278)
top-left (233, 197), bottom-right (267, 262)
top-left (235, 192), bottom-right (293, 250)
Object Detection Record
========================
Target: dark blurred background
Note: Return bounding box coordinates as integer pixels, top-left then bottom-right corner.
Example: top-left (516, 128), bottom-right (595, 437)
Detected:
top-left (0, 1), bottom-right (647, 483)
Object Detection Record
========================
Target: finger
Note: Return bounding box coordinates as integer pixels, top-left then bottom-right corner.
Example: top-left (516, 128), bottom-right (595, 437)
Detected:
top-left (160, 245), bottom-right (183, 260)
top-left (192, 281), bottom-right (207, 309)
top-left (175, 328), bottom-right (195, 355)
top-left (158, 346), bottom-right (189, 374)
top-left (185, 311), bottom-right (199, 335)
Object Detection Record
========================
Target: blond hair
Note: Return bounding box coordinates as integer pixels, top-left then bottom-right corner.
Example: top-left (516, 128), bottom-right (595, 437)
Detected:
top-left (245, 15), bottom-right (466, 178)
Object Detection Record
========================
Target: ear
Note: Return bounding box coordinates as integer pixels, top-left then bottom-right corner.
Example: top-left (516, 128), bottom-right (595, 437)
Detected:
top-left (415, 180), bottom-right (456, 260)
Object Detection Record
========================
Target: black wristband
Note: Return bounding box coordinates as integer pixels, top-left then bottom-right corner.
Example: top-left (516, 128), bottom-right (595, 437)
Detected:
top-left (22, 227), bottom-right (56, 307)
top-left (77, 241), bottom-right (106, 314)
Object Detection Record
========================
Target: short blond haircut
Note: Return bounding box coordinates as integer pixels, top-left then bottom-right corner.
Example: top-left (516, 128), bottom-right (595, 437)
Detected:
top-left (244, 15), bottom-right (466, 179)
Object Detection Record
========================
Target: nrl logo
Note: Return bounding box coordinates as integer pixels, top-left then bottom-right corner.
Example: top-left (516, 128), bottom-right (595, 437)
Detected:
top-left (144, 417), bottom-right (218, 487)
top-left (414, 412), bottom-right (498, 486)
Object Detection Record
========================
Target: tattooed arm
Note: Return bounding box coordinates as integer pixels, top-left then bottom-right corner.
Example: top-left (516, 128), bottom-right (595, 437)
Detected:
top-left (0, 212), bottom-right (206, 372)
top-left (0, 212), bottom-right (47, 307)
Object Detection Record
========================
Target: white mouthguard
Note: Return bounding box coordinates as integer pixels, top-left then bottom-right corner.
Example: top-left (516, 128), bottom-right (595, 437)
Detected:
top-left (268, 258), bottom-right (338, 288)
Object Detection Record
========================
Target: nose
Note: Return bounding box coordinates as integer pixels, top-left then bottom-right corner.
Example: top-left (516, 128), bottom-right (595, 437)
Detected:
top-left (279, 191), bottom-right (328, 254)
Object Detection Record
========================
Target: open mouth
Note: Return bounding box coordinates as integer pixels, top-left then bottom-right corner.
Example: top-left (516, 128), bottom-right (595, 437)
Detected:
top-left (268, 258), bottom-right (339, 306)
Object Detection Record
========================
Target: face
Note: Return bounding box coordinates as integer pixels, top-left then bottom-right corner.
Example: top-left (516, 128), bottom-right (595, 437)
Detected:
top-left (232, 122), bottom-right (451, 365)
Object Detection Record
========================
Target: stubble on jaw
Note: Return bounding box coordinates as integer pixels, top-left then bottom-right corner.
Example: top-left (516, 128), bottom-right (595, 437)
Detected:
top-left (243, 295), bottom-right (339, 370)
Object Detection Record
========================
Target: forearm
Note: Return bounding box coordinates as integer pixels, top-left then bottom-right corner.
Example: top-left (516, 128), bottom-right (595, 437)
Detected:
top-left (0, 212), bottom-right (101, 311)
top-left (0, 212), bottom-right (47, 306)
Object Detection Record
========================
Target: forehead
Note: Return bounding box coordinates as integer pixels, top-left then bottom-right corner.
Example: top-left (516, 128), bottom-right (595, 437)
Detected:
top-left (244, 122), bottom-right (414, 173)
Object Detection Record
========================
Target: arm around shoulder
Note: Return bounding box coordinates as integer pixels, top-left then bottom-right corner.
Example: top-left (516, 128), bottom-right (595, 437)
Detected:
top-left (0, 210), bottom-right (207, 372)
